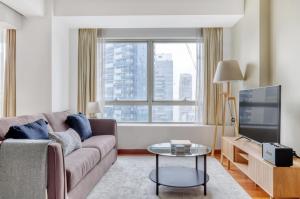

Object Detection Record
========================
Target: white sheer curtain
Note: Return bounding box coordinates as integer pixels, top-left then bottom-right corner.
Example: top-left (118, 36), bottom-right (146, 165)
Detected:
top-left (195, 29), bottom-right (205, 124)
top-left (0, 30), bottom-right (5, 117)
top-left (96, 29), bottom-right (105, 117)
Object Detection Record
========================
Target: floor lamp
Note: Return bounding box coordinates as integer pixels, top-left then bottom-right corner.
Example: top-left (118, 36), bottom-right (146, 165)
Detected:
top-left (211, 60), bottom-right (244, 157)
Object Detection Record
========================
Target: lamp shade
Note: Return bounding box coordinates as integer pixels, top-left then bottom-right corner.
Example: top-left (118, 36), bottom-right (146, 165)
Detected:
top-left (213, 60), bottom-right (243, 83)
top-left (87, 102), bottom-right (101, 114)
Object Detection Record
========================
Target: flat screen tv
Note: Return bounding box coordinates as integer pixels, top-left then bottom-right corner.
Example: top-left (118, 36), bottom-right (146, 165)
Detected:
top-left (239, 85), bottom-right (281, 143)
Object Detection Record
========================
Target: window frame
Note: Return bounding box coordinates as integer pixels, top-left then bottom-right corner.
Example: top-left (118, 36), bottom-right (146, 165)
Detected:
top-left (102, 39), bottom-right (199, 123)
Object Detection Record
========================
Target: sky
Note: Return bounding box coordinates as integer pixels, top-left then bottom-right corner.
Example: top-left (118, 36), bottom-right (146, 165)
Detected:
top-left (154, 42), bottom-right (197, 100)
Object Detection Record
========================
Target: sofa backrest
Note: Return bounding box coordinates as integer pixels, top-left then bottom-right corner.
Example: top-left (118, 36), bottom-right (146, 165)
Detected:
top-left (43, 111), bottom-right (70, 132)
top-left (0, 114), bottom-right (52, 141)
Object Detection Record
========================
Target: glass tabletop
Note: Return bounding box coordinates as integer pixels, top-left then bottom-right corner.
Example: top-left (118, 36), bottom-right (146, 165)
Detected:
top-left (147, 142), bottom-right (211, 157)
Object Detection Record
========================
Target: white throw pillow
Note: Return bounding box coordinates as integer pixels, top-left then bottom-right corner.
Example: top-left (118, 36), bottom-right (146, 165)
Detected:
top-left (49, 128), bottom-right (82, 156)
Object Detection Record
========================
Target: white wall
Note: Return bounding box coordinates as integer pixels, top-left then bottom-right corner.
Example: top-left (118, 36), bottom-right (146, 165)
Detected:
top-left (223, 28), bottom-right (232, 59)
top-left (231, 0), bottom-right (271, 104)
top-left (231, 0), bottom-right (260, 89)
top-left (0, 2), bottom-right (23, 29)
top-left (69, 28), bottom-right (78, 113)
top-left (230, 0), bottom-right (260, 125)
top-left (0, 0), bottom-right (45, 16)
top-left (102, 28), bottom-right (200, 39)
top-left (52, 19), bottom-right (70, 112)
top-left (54, 15), bottom-right (242, 29)
top-left (118, 124), bottom-right (234, 149)
top-left (270, 0), bottom-right (300, 154)
top-left (259, 0), bottom-right (270, 86)
top-left (16, 0), bottom-right (52, 115)
top-left (54, 0), bottom-right (244, 16)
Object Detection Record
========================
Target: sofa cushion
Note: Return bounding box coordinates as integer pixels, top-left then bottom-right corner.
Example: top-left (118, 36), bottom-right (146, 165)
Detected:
top-left (66, 113), bottom-right (92, 141)
top-left (65, 148), bottom-right (100, 191)
top-left (82, 135), bottom-right (116, 159)
top-left (49, 128), bottom-right (82, 156)
top-left (0, 114), bottom-right (52, 141)
top-left (5, 119), bottom-right (49, 139)
top-left (43, 111), bottom-right (70, 132)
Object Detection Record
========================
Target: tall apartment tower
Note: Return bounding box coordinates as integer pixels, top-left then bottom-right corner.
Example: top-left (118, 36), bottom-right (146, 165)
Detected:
top-left (179, 74), bottom-right (194, 121)
top-left (153, 54), bottom-right (173, 121)
top-left (179, 74), bottom-right (192, 100)
top-left (103, 43), bottom-right (147, 121)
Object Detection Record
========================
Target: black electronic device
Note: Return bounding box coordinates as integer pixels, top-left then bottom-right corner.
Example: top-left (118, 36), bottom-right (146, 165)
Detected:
top-left (262, 143), bottom-right (293, 167)
top-left (239, 85), bottom-right (281, 143)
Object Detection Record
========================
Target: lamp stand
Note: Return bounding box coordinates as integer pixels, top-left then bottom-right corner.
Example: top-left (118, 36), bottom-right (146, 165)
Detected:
top-left (211, 82), bottom-right (239, 159)
top-left (88, 113), bottom-right (98, 119)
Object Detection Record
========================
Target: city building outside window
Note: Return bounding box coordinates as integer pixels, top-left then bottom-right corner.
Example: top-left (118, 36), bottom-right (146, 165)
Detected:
top-left (98, 40), bottom-right (202, 123)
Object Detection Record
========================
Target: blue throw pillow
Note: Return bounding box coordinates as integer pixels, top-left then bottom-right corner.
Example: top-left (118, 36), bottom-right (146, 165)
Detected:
top-left (5, 119), bottom-right (49, 140)
top-left (66, 113), bottom-right (92, 141)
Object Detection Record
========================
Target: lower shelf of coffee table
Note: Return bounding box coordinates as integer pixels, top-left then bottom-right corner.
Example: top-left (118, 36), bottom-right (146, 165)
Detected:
top-left (149, 167), bottom-right (209, 188)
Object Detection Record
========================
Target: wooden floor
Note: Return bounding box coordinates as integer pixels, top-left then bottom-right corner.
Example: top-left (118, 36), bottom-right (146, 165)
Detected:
top-left (119, 151), bottom-right (270, 199)
top-left (215, 154), bottom-right (270, 199)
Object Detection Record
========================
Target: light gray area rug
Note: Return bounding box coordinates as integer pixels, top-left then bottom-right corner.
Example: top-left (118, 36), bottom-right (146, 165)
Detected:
top-left (88, 156), bottom-right (251, 199)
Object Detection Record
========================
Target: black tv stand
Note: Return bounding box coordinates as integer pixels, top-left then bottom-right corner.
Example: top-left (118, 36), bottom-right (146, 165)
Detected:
top-left (235, 136), bottom-right (252, 142)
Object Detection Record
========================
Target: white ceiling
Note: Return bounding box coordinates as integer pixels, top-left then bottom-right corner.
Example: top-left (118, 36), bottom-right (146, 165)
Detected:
top-left (0, 0), bottom-right (45, 16)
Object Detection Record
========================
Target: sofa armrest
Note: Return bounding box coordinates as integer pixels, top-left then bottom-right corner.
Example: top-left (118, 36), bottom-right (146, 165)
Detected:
top-left (89, 119), bottom-right (118, 147)
top-left (47, 143), bottom-right (66, 199)
top-left (89, 119), bottom-right (117, 136)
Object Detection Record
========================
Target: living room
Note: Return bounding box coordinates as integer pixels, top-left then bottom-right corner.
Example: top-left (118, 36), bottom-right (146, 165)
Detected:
top-left (0, 0), bottom-right (300, 199)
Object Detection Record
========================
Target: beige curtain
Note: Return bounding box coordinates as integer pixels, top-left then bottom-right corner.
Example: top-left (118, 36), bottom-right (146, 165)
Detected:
top-left (96, 29), bottom-right (104, 117)
top-left (78, 29), bottom-right (97, 114)
top-left (203, 28), bottom-right (223, 125)
top-left (3, 29), bottom-right (16, 117)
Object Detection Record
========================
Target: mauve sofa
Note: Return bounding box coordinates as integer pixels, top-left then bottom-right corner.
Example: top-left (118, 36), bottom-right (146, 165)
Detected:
top-left (0, 111), bottom-right (118, 199)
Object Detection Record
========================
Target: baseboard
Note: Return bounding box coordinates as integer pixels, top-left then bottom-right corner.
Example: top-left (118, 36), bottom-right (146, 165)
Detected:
top-left (118, 149), bottom-right (221, 155)
top-left (212, 149), bottom-right (221, 154)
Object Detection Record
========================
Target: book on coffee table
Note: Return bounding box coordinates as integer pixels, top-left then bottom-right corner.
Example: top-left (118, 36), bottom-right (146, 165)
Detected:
top-left (170, 140), bottom-right (192, 154)
top-left (170, 140), bottom-right (192, 146)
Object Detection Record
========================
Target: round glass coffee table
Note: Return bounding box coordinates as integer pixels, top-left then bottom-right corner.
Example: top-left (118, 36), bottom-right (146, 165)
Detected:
top-left (147, 143), bottom-right (211, 196)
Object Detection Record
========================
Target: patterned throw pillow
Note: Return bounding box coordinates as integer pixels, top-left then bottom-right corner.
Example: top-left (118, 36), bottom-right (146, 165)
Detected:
top-left (49, 128), bottom-right (82, 156)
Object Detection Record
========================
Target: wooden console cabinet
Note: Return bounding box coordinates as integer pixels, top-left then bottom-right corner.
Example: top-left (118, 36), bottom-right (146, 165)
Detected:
top-left (222, 137), bottom-right (300, 199)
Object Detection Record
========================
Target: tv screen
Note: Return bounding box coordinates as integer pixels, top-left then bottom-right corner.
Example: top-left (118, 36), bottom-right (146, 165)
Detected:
top-left (239, 86), bottom-right (281, 143)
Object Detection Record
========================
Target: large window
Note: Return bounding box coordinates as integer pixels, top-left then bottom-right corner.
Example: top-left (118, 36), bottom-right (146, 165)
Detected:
top-left (101, 40), bottom-right (201, 123)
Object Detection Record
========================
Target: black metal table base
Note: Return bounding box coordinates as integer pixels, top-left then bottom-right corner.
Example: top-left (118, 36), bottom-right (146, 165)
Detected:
top-left (150, 154), bottom-right (209, 196)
